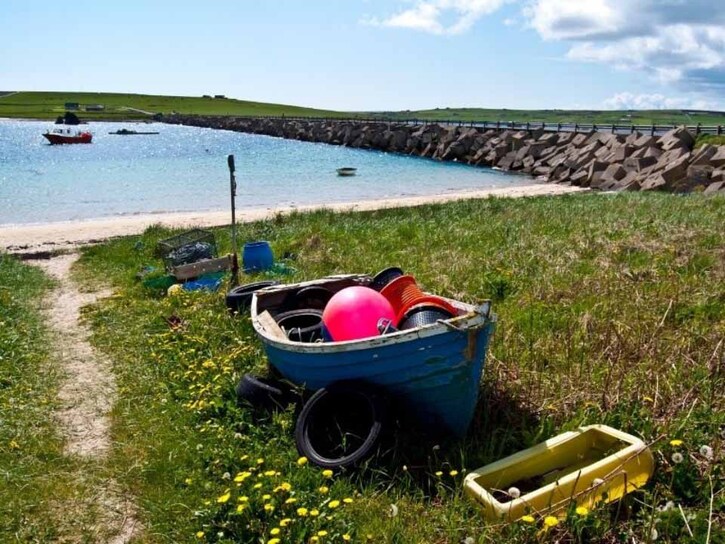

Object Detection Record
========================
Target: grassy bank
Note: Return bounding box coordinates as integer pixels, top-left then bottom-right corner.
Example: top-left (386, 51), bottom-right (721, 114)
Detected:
top-left (0, 255), bottom-right (107, 540)
top-left (76, 193), bottom-right (724, 543)
top-left (2, 91), bottom-right (725, 126)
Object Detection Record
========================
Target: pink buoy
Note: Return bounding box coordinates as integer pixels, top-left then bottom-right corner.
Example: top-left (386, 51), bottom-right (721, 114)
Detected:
top-left (322, 286), bottom-right (396, 341)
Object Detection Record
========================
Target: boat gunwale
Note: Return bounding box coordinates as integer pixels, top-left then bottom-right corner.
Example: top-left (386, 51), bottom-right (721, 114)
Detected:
top-left (251, 275), bottom-right (495, 354)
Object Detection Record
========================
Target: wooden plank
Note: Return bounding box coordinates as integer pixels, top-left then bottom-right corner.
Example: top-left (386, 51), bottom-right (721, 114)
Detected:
top-left (257, 310), bottom-right (288, 341)
top-left (171, 254), bottom-right (233, 280)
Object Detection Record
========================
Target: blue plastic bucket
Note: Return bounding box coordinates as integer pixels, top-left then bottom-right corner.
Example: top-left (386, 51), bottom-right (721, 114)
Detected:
top-left (243, 241), bottom-right (274, 272)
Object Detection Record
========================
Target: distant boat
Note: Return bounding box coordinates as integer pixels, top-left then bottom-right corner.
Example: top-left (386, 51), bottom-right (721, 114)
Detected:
top-left (336, 167), bottom-right (357, 176)
top-left (43, 128), bottom-right (93, 145)
top-left (109, 128), bottom-right (160, 135)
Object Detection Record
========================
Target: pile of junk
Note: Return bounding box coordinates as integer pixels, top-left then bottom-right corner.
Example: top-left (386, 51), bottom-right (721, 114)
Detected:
top-left (230, 265), bottom-right (496, 470)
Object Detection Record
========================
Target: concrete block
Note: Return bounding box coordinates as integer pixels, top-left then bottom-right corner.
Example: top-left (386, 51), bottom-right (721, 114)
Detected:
top-left (690, 144), bottom-right (717, 166)
top-left (660, 155), bottom-right (690, 183)
top-left (640, 174), bottom-right (667, 191)
top-left (687, 165), bottom-right (714, 184)
top-left (623, 156), bottom-right (658, 172)
top-left (710, 146), bottom-right (725, 168)
top-left (704, 181), bottom-right (725, 194)
top-left (657, 127), bottom-right (695, 150)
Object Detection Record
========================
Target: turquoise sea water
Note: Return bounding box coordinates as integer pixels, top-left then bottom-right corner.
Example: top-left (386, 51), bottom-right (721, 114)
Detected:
top-left (0, 120), bottom-right (533, 225)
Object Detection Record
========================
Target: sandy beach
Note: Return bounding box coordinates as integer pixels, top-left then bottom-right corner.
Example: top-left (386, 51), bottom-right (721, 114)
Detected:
top-left (0, 184), bottom-right (585, 253)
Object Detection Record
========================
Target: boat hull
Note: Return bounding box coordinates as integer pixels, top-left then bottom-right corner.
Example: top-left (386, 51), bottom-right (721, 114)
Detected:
top-left (43, 132), bottom-right (92, 144)
top-left (252, 276), bottom-right (495, 436)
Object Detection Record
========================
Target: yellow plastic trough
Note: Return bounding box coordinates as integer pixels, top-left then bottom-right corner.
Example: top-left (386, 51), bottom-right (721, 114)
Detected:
top-left (464, 424), bottom-right (654, 521)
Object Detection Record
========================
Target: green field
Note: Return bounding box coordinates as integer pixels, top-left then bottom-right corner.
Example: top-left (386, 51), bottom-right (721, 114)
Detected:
top-left (2, 91), bottom-right (725, 126)
top-left (55, 192), bottom-right (724, 543)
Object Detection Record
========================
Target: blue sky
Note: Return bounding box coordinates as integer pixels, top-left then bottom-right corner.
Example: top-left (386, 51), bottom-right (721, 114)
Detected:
top-left (2, 0), bottom-right (723, 111)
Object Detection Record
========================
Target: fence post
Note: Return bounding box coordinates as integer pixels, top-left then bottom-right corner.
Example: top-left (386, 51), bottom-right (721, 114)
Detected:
top-left (574, 123), bottom-right (579, 133)
top-left (719, 125), bottom-right (723, 135)
top-left (496, 121), bottom-right (500, 129)
top-left (696, 123), bottom-right (701, 135)
top-left (651, 125), bottom-right (655, 136)
top-left (557, 123), bottom-right (561, 133)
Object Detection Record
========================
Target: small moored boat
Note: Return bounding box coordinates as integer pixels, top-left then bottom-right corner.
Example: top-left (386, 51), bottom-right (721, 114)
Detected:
top-left (251, 274), bottom-right (496, 436)
top-left (109, 128), bottom-right (160, 135)
top-left (43, 127), bottom-right (93, 145)
top-left (336, 167), bottom-right (357, 176)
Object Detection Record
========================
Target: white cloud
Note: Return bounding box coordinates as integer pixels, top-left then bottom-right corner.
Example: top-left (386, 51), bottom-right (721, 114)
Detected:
top-left (524, 1), bottom-right (725, 93)
top-left (367, 0), bottom-right (509, 35)
top-left (601, 92), bottom-right (713, 110)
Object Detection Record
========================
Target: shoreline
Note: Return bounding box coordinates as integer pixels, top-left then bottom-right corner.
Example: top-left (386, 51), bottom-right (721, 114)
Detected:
top-left (0, 184), bottom-right (586, 254)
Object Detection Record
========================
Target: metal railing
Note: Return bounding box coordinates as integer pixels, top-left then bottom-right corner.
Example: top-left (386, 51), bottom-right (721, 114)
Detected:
top-left (167, 114), bottom-right (724, 136)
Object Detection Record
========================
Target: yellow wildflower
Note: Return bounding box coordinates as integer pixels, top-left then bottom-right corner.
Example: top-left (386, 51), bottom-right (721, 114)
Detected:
top-left (297, 456), bottom-right (308, 466)
top-left (543, 516), bottom-right (559, 528)
top-left (253, 483), bottom-right (263, 489)
top-left (435, 471), bottom-right (443, 477)
top-left (310, 509), bottom-right (319, 517)
top-left (264, 503), bottom-right (275, 512)
top-left (263, 494), bottom-right (272, 501)
top-left (264, 470), bottom-right (277, 477)
top-left (322, 469), bottom-right (334, 478)
top-left (328, 500), bottom-right (340, 509)
top-left (643, 396), bottom-right (654, 403)
top-left (269, 540), bottom-right (280, 544)
top-left (257, 458), bottom-right (265, 464)
top-left (196, 531), bottom-right (204, 538)
top-left (238, 496), bottom-right (249, 503)
top-left (575, 506), bottom-right (589, 516)
top-left (184, 478), bottom-right (193, 485)
top-left (285, 497), bottom-right (298, 504)
top-left (236, 504), bottom-right (246, 513)
top-left (670, 439), bottom-right (683, 447)
top-left (311, 538), bottom-right (319, 543)
top-left (343, 497), bottom-right (353, 504)
top-left (343, 535), bottom-right (351, 541)
top-left (449, 470), bottom-right (459, 477)
top-left (318, 530), bottom-right (328, 536)
top-left (234, 471), bottom-right (251, 483)
top-left (297, 507), bottom-right (309, 517)
top-left (270, 528), bottom-right (281, 535)
top-left (281, 482), bottom-right (292, 491)
top-left (521, 515), bottom-right (535, 523)
top-left (240, 454), bottom-right (249, 461)
top-left (217, 490), bottom-right (231, 504)
top-left (318, 486), bottom-right (329, 494)
top-left (280, 518), bottom-right (292, 527)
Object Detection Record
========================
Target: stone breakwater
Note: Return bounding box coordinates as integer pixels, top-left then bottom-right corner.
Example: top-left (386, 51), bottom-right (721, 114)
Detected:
top-left (164, 115), bottom-right (725, 194)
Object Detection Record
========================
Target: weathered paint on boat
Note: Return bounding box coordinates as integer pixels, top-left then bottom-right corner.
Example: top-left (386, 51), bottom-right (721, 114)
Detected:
top-left (251, 275), bottom-right (496, 436)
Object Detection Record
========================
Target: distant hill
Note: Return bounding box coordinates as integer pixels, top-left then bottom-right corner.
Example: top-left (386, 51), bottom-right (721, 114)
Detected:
top-left (1, 91), bottom-right (724, 126)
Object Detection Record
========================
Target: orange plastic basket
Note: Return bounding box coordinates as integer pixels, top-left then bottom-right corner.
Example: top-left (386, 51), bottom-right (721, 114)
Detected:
top-left (380, 275), bottom-right (425, 317)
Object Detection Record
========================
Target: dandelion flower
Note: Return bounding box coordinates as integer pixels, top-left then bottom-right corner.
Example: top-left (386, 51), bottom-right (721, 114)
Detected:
top-left (253, 483), bottom-right (263, 489)
top-left (449, 470), bottom-right (459, 477)
top-left (270, 528), bottom-right (281, 536)
top-left (435, 471), bottom-right (443, 477)
top-left (671, 452), bottom-right (684, 464)
top-left (543, 516), bottom-right (559, 528)
top-left (240, 454), bottom-right (249, 461)
top-left (281, 482), bottom-right (292, 491)
top-left (521, 515), bottom-right (535, 523)
top-left (262, 494), bottom-right (272, 501)
top-left (280, 518), bottom-right (291, 527)
top-left (297, 507), bottom-right (309, 517)
top-left (322, 469), bottom-right (334, 478)
top-left (222, 472), bottom-right (231, 480)
top-left (285, 497), bottom-right (297, 504)
top-left (257, 458), bottom-right (265, 464)
top-left (343, 497), bottom-right (353, 504)
top-left (196, 531), bottom-right (205, 538)
top-left (297, 456), bottom-right (308, 466)
top-left (343, 535), bottom-right (351, 541)
top-left (269, 540), bottom-right (280, 544)
top-left (699, 445), bottom-right (714, 460)
top-left (234, 471), bottom-right (251, 483)
top-left (669, 439), bottom-right (683, 447)
top-left (508, 487), bottom-right (521, 499)
top-left (264, 503), bottom-right (275, 512)
top-left (184, 478), bottom-right (193, 485)
top-left (318, 530), bottom-right (328, 536)
top-left (310, 509), bottom-right (320, 517)
top-left (318, 486), bottom-right (329, 494)
top-left (575, 506), bottom-right (589, 516)
top-left (217, 491), bottom-right (231, 504)
top-left (236, 504), bottom-right (246, 513)
top-left (328, 500), bottom-right (340, 509)
top-left (264, 470), bottom-right (276, 477)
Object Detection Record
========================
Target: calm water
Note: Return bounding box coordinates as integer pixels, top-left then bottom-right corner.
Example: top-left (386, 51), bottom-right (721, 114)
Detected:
top-left (0, 119), bottom-right (532, 225)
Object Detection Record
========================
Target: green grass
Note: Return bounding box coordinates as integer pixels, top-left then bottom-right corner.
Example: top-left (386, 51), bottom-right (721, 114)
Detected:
top-left (0, 255), bottom-right (110, 541)
top-left (0, 91), bottom-right (343, 121)
top-left (2, 91), bottom-right (725, 126)
top-left (74, 193), bottom-right (725, 543)
top-left (696, 134), bottom-right (725, 148)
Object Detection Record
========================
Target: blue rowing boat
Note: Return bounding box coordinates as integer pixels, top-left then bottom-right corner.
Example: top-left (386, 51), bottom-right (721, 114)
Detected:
top-left (251, 275), bottom-right (496, 436)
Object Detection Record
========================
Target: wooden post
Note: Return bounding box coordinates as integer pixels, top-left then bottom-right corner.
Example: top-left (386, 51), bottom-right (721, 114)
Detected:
top-left (227, 155), bottom-right (239, 286)
top-left (650, 125), bottom-right (655, 136)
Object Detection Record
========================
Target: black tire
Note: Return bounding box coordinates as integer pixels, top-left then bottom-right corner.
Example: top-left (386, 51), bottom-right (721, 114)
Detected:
top-left (295, 382), bottom-right (388, 469)
top-left (235, 374), bottom-right (291, 412)
top-left (275, 309), bottom-right (323, 343)
top-left (225, 281), bottom-right (279, 314)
